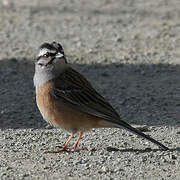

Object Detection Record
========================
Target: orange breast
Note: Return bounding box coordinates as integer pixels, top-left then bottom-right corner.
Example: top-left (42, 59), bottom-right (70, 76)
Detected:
top-left (36, 80), bottom-right (112, 132)
top-left (36, 80), bottom-right (63, 127)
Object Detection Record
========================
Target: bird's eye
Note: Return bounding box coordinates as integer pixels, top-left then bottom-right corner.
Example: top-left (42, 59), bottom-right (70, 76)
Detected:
top-left (43, 52), bottom-right (49, 57)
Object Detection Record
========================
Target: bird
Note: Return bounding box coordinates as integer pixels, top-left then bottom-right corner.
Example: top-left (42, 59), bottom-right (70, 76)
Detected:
top-left (33, 41), bottom-right (169, 153)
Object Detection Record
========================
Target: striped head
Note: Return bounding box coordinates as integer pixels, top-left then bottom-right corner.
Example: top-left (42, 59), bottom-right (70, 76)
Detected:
top-left (34, 41), bottom-right (68, 88)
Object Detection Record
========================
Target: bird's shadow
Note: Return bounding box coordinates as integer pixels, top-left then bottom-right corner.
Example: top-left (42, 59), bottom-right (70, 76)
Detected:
top-left (106, 146), bottom-right (180, 153)
top-left (0, 58), bottom-right (180, 129)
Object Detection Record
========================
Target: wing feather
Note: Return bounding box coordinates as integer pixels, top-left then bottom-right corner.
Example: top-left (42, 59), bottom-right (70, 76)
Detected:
top-left (51, 67), bottom-right (120, 122)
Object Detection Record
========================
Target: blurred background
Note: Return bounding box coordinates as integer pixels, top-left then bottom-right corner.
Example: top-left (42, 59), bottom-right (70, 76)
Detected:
top-left (1, 0), bottom-right (180, 63)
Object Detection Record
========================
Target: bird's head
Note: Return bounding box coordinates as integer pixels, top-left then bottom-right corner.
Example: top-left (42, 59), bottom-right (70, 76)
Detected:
top-left (34, 41), bottom-right (67, 87)
top-left (36, 41), bottom-right (67, 69)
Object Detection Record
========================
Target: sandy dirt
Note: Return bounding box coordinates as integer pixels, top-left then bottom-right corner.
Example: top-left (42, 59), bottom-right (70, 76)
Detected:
top-left (0, 0), bottom-right (180, 179)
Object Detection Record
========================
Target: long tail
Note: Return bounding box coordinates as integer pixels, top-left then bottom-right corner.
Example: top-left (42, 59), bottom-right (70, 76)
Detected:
top-left (112, 120), bottom-right (169, 151)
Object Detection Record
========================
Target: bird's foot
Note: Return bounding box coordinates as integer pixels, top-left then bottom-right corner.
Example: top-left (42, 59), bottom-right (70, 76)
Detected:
top-left (44, 146), bottom-right (86, 153)
top-left (66, 146), bottom-right (87, 152)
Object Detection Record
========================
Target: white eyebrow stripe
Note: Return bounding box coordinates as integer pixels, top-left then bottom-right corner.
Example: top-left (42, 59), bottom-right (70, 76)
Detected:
top-left (38, 48), bottom-right (49, 57)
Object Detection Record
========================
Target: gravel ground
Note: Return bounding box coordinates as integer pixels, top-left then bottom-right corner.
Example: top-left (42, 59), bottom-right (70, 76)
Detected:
top-left (0, 0), bottom-right (180, 179)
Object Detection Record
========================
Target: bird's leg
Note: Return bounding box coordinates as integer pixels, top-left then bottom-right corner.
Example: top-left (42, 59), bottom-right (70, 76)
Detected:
top-left (67, 131), bottom-right (85, 151)
top-left (45, 133), bottom-right (75, 153)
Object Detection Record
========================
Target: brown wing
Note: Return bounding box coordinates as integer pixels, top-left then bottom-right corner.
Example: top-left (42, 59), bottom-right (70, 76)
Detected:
top-left (51, 67), bottom-right (121, 123)
top-left (51, 67), bottom-right (169, 150)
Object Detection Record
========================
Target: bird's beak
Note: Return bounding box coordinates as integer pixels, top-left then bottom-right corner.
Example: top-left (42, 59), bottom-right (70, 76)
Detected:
top-left (55, 52), bottom-right (64, 58)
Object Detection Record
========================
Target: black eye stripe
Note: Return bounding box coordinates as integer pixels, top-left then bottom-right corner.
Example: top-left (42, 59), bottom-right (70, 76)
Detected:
top-left (36, 52), bottom-right (56, 60)
top-left (44, 52), bottom-right (56, 57)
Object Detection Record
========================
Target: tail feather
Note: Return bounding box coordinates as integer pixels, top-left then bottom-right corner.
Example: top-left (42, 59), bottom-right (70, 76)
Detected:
top-left (112, 120), bottom-right (169, 151)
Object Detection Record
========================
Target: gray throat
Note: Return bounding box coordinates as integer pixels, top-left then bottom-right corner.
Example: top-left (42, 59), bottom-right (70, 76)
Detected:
top-left (33, 71), bottom-right (55, 88)
top-left (34, 62), bottom-right (69, 88)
